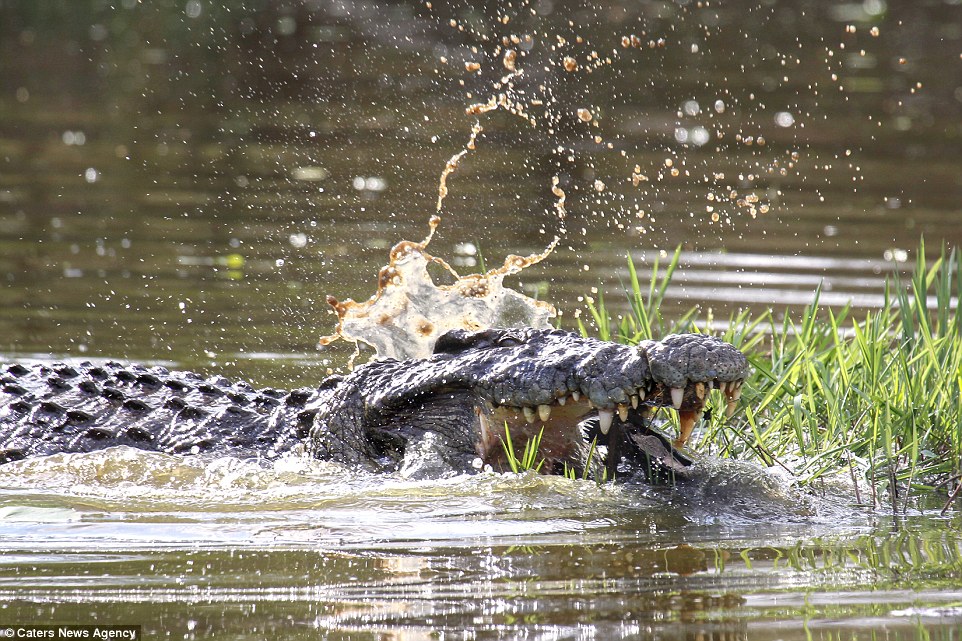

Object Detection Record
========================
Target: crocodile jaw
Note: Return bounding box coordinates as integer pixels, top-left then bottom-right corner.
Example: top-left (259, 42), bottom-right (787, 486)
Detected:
top-left (644, 378), bottom-right (746, 448)
top-left (474, 400), bottom-right (595, 473)
top-left (472, 373), bottom-right (748, 468)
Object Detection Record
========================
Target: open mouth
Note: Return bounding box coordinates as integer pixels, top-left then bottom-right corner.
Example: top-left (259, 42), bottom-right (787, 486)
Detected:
top-left (475, 396), bottom-right (597, 473)
top-left (473, 375), bottom-right (746, 472)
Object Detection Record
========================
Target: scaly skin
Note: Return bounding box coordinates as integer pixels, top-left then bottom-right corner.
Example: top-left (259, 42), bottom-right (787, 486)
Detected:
top-left (0, 328), bottom-right (748, 478)
top-left (0, 361), bottom-right (331, 463)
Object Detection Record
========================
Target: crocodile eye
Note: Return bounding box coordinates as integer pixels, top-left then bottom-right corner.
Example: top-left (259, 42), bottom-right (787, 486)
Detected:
top-left (435, 329), bottom-right (525, 354)
top-left (496, 334), bottom-right (524, 348)
top-left (434, 329), bottom-right (485, 354)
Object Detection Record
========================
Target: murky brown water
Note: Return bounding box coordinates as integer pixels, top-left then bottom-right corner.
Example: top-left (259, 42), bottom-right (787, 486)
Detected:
top-left (2, 1), bottom-right (962, 638)
top-left (1, 448), bottom-right (961, 640)
top-left (3, 0), bottom-right (962, 385)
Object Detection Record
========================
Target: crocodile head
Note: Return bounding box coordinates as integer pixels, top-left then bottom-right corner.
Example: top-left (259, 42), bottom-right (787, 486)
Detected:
top-left (310, 328), bottom-right (749, 476)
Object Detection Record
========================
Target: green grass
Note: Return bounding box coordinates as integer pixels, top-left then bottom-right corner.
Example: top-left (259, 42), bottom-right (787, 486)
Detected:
top-left (582, 240), bottom-right (962, 505)
top-left (500, 424), bottom-right (605, 482)
top-left (500, 424), bottom-right (546, 474)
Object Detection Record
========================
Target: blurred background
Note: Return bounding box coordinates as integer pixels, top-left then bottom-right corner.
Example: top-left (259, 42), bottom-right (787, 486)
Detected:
top-left (2, 0), bottom-right (961, 385)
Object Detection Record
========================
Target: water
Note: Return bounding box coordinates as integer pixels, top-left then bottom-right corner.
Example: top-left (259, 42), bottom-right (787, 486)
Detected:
top-left (1, 448), bottom-right (961, 640)
top-left (2, 1), bottom-right (961, 386)
top-left (2, 1), bottom-right (962, 638)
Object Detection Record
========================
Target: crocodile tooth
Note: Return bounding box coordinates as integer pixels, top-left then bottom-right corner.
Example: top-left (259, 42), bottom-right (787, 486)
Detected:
top-left (598, 409), bottom-right (614, 435)
top-left (694, 382), bottom-right (706, 400)
top-left (523, 406), bottom-right (537, 424)
top-left (673, 409), bottom-right (702, 449)
top-left (571, 390), bottom-right (581, 402)
top-left (719, 381), bottom-right (728, 394)
top-left (630, 395), bottom-right (639, 409)
top-left (670, 387), bottom-right (684, 409)
top-left (478, 411), bottom-right (491, 446)
top-left (557, 395), bottom-right (566, 406)
top-left (726, 399), bottom-right (737, 418)
top-left (707, 380), bottom-right (714, 390)
top-left (731, 382), bottom-right (743, 401)
top-left (538, 404), bottom-right (552, 422)
top-left (637, 387), bottom-right (646, 401)
top-left (617, 404), bottom-right (628, 421)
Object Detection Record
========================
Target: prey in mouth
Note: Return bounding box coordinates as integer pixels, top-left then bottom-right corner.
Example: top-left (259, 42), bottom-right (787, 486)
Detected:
top-left (473, 361), bottom-right (747, 477)
top-left (433, 329), bottom-right (750, 477)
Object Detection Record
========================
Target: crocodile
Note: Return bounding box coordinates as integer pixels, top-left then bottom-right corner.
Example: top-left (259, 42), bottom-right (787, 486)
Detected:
top-left (0, 328), bottom-right (748, 480)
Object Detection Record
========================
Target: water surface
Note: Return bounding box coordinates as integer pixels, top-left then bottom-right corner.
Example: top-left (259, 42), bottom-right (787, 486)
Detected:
top-left (2, 0), bottom-right (961, 384)
top-left (1, 448), bottom-right (961, 640)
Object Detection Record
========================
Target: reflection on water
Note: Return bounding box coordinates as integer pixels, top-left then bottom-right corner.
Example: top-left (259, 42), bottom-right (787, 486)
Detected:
top-left (3, 0), bottom-right (962, 638)
top-left (0, 448), bottom-right (961, 640)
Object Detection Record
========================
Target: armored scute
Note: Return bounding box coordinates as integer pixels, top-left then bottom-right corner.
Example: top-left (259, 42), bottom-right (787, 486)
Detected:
top-left (1, 328), bottom-right (748, 480)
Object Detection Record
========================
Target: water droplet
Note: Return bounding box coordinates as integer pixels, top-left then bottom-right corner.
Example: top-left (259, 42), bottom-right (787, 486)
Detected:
top-left (774, 112), bottom-right (795, 127)
top-left (289, 233), bottom-right (308, 249)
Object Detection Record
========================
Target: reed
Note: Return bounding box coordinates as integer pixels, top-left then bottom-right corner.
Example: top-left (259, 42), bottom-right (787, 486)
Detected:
top-left (584, 240), bottom-right (962, 503)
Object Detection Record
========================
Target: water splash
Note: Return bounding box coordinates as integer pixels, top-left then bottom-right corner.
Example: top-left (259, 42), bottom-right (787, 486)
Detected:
top-left (319, 215), bottom-right (557, 361)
